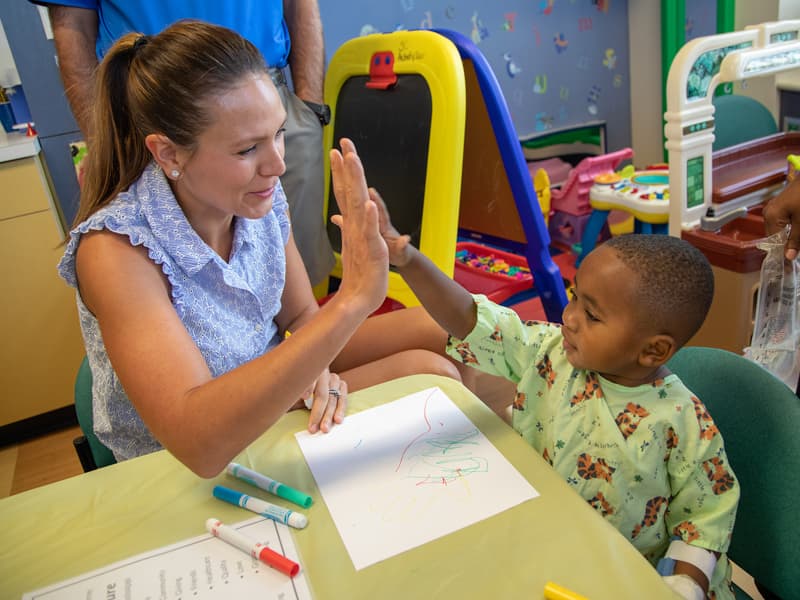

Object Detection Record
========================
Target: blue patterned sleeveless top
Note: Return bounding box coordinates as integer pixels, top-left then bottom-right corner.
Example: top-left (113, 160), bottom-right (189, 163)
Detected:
top-left (58, 162), bottom-right (291, 460)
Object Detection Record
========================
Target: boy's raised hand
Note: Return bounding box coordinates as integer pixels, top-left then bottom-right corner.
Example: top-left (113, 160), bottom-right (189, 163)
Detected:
top-left (329, 139), bottom-right (389, 315)
top-left (371, 188), bottom-right (414, 267)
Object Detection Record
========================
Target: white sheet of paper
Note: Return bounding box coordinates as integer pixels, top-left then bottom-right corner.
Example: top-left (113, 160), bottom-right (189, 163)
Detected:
top-left (296, 386), bottom-right (539, 570)
top-left (22, 517), bottom-right (312, 600)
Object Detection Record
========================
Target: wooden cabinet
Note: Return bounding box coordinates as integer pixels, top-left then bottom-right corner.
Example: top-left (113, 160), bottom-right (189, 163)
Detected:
top-left (0, 152), bottom-right (85, 427)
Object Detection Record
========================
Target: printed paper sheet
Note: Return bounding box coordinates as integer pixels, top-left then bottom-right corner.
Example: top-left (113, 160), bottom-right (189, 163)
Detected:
top-left (23, 517), bottom-right (312, 599)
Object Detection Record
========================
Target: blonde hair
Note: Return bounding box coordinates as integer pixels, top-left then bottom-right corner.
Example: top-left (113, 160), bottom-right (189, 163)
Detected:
top-left (74, 20), bottom-right (267, 227)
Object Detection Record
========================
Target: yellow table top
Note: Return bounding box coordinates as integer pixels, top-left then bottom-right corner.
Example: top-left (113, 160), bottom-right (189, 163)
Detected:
top-left (0, 374), bottom-right (676, 599)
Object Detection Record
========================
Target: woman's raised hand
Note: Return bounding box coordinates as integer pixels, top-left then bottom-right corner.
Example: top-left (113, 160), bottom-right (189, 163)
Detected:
top-left (329, 138), bottom-right (389, 315)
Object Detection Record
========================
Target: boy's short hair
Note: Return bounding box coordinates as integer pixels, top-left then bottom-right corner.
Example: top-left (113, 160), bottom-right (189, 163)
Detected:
top-left (603, 234), bottom-right (714, 346)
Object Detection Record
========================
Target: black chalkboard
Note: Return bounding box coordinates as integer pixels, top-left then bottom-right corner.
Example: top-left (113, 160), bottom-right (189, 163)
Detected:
top-left (326, 74), bottom-right (433, 253)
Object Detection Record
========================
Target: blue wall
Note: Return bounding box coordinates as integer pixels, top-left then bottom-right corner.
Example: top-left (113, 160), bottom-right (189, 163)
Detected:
top-left (320, 0), bottom-right (632, 152)
top-left (685, 0), bottom-right (719, 41)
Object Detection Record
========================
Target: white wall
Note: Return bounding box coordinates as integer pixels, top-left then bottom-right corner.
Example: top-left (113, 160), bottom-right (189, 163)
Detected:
top-left (775, 0), bottom-right (800, 98)
top-left (779, 0), bottom-right (800, 19)
top-left (627, 2), bottom-right (664, 167)
top-left (733, 0), bottom-right (780, 114)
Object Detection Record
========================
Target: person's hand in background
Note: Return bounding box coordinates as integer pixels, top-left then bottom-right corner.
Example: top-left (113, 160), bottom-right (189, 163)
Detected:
top-left (764, 176), bottom-right (800, 260)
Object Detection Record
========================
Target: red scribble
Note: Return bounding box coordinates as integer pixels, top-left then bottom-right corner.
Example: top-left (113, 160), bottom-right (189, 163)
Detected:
top-left (395, 389), bottom-right (437, 471)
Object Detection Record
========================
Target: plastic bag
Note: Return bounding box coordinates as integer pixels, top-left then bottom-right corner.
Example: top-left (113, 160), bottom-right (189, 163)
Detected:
top-left (744, 228), bottom-right (800, 388)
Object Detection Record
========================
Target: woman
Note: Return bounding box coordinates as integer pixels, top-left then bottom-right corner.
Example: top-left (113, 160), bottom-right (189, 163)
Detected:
top-left (58, 21), bottom-right (464, 477)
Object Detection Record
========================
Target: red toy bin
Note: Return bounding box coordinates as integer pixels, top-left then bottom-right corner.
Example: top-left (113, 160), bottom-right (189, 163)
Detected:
top-left (453, 242), bottom-right (533, 304)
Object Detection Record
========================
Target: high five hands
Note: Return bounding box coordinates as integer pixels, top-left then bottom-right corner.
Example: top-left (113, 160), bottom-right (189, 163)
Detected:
top-left (328, 138), bottom-right (389, 317)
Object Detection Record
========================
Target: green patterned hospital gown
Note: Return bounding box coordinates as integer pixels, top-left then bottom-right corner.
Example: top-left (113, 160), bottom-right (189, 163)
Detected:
top-left (446, 296), bottom-right (740, 599)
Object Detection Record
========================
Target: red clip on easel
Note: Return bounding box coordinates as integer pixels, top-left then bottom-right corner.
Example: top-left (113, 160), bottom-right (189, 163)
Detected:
top-left (366, 51), bottom-right (397, 89)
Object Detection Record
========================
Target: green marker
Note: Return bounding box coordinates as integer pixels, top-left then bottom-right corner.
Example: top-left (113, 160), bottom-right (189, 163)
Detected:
top-left (226, 462), bottom-right (313, 509)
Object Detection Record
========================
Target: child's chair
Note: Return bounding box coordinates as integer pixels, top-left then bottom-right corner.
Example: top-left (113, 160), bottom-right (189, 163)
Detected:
top-left (548, 148), bottom-right (633, 217)
top-left (712, 94), bottom-right (778, 152)
top-left (546, 148), bottom-right (633, 255)
top-left (72, 356), bottom-right (116, 471)
top-left (667, 346), bottom-right (800, 600)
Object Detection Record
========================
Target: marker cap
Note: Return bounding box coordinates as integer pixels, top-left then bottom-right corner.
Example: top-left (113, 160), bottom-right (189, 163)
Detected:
top-left (258, 546), bottom-right (300, 577)
top-left (544, 581), bottom-right (589, 600)
top-left (226, 463), bottom-right (314, 509)
top-left (277, 486), bottom-right (313, 509)
top-left (213, 484), bottom-right (245, 506)
top-left (285, 510), bottom-right (309, 529)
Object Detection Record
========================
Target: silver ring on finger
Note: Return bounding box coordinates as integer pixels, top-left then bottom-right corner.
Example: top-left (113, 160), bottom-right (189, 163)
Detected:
top-left (328, 388), bottom-right (340, 399)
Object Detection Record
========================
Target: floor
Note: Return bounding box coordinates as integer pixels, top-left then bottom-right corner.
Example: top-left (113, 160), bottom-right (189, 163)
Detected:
top-left (0, 425), bottom-right (83, 499)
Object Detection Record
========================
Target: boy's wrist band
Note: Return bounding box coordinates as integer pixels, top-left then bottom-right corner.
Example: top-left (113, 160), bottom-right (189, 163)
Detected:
top-left (662, 574), bottom-right (704, 600)
top-left (660, 538), bottom-right (717, 580)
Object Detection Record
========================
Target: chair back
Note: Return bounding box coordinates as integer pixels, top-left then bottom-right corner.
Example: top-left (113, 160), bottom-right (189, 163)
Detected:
top-left (712, 94), bottom-right (778, 151)
top-left (667, 346), bottom-right (800, 600)
top-left (74, 356), bottom-right (117, 470)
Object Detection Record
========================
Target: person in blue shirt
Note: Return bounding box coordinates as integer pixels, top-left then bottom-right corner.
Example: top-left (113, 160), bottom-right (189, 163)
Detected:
top-left (35, 0), bottom-right (335, 286)
top-left (57, 21), bottom-right (465, 477)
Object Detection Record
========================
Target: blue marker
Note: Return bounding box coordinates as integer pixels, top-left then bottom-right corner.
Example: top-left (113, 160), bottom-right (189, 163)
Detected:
top-left (213, 485), bottom-right (308, 529)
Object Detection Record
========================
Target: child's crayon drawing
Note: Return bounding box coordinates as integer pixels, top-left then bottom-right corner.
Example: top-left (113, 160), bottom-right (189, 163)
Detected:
top-left (393, 390), bottom-right (486, 486)
top-left (296, 386), bottom-right (539, 570)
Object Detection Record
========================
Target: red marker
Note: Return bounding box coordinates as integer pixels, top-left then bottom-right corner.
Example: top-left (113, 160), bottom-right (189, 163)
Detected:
top-left (205, 518), bottom-right (300, 577)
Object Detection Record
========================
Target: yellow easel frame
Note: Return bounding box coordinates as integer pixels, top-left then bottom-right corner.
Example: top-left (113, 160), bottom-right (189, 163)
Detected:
top-left (322, 30), bottom-right (466, 307)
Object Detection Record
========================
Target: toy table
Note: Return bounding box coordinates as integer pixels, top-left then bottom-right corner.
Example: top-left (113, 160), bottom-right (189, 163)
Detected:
top-left (577, 167), bottom-right (670, 264)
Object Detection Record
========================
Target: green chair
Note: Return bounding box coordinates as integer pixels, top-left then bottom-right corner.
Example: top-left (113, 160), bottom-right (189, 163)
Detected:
top-left (667, 346), bottom-right (800, 600)
top-left (72, 356), bottom-right (117, 471)
top-left (712, 94), bottom-right (778, 151)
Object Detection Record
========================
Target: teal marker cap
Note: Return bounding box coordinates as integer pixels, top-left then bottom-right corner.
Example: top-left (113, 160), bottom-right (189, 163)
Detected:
top-left (277, 485), bottom-right (313, 509)
top-left (213, 484), bottom-right (245, 506)
top-left (226, 462), bottom-right (314, 509)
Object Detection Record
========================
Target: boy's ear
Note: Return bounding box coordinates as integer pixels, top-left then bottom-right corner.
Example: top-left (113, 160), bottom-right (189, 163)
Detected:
top-left (145, 133), bottom-right (182, 176)
top-left (639, 334), bottom-right (677, 368)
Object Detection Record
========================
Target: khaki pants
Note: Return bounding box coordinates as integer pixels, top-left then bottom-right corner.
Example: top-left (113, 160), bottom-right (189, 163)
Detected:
top-left (274, 81), bottom-right (335, 287)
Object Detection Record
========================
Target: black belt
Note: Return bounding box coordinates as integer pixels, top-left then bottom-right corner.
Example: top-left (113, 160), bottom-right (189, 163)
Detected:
top-left (269, 67), bottom-right (288, 86)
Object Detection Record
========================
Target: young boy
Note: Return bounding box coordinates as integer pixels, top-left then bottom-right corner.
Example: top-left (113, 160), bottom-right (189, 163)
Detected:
top-left (375, 191), bottom-right (739, 600)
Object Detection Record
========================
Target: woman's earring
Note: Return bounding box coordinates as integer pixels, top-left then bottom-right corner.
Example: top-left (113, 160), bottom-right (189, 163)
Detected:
top-left (170, 169), bottom-right (180, 179)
